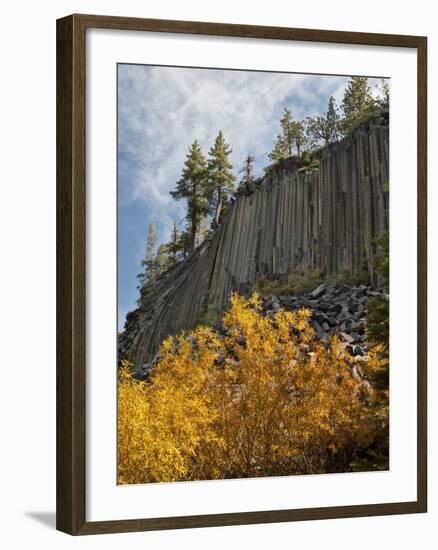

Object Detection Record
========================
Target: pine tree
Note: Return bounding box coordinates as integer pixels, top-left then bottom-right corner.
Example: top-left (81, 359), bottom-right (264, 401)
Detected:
top-left (267, 136), bottom-right (289, 162)
top-left (155, 243), bottom-right (174, 274)
top-left (158, 221), bottom-right (186, 266)
top-left (268, 108), bottom-right (308, 161)
top-left (239, 154), bottom-right (255, 191)
top-left (293, 120), bottom-right (308, 156)
top-left (375, 79), bottom-right (390, 110)
top-left (137, 223), bottom-right (157, 289)
top-left (176, 226), bottom-right (192, 258)
top-left (168, 221), bottom-right (179, 262)
top-left (340, 77), bottom-right (376, 134)
top-left (170, 141), bottom-right (209, 251)
top-left (326, 96), bottom-right (341, 142)
top-left (279, 108), bottom-right (295, 156)
top-left (306, 96), bottom-right (341, 147)
top-left (207, 131), bottom-right (236, 226)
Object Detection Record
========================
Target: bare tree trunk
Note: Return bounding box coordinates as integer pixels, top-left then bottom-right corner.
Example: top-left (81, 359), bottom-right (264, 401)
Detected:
top-left (214, 187), bottom-right (222, 226)
top-left (171, 221), bottom-right (178, 261)
top-left (190, 217), bottom-right (197, 252)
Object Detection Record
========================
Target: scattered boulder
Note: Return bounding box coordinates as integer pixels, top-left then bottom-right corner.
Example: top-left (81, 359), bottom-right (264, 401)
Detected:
top-left (310, 283), bottom-right (327, 299)
top-left (260, 282), bottom-right (388, 358)
top-left (340, 332), bottom-right (355, 344)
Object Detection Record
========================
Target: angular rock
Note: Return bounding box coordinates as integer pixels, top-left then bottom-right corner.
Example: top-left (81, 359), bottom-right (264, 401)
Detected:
top-left (340, 332), bottom-right (355, 344)
top-left (310, 283), bottom-right (327, 299)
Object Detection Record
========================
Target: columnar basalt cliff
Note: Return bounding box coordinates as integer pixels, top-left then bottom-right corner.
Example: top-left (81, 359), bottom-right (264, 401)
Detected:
top-left (120, 114), bottom-right (389, 372)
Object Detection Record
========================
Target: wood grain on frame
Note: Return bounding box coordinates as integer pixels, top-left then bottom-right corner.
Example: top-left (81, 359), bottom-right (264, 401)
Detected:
top-left (56, 13), bottom-right (427, 535)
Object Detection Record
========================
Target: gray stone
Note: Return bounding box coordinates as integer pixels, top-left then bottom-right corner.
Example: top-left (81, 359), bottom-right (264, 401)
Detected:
top-left (340, 332), bottom-right (355, 344)
top-left (350, 321), bottom-right (364, 332)
top-left (310, 283), bottom-right (327, 299)
top-left (279, 296), bottom-right (296, 306)
top-left (353, 345), bottom-right (365, 356)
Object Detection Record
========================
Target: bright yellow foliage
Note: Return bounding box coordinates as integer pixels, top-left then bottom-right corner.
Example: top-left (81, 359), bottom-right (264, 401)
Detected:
top-left (118, 293), bottom-right (387, 484)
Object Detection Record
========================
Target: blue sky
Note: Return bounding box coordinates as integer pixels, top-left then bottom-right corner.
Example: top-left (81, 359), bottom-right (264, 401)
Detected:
top-left (117, 64), bottom-right (385, 330)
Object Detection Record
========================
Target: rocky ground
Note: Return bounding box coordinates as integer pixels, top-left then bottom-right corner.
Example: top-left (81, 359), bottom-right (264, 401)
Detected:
top-left (260, 283), bottom-right (388, 357)
top-left (129, 282), bottom-right (388, 379)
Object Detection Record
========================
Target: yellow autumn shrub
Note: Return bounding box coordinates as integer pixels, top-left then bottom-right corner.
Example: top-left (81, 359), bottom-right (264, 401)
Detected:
top-left (118, 293), bottom-right (387, 484)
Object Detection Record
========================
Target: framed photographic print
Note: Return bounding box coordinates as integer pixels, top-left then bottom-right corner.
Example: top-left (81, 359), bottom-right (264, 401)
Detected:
top-left (56, 14), bottom-right (427, 535)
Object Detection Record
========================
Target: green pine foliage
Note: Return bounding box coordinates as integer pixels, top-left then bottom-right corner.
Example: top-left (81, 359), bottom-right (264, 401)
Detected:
top-left (207, 131), bottom-right (236, 226)
top-left (170, 140), bottom-right (209, 252)
top-left (293, 120), bottom-right (308, 156)
top-left (340, 77), bottom-right (377, 135)
top-left (366, 231), bottom-right (389, 352)
top-left (354, 229), bottom-right (389, 473)
top-left (306, 96), bottom-right (341, 147)
top-left (278, 107), bottom-right (296, 157)
top-left (375, 79), bottom-right (390, 110)
top-left (137, 221), bottom-right (194, 302)
top-left (268, 108), bottom-right (306, 160)
top-left (366, 296), bottom-right (389, 352)
top-left (154, 243), bottom-right (176, 274)
top-left (267, 137), bottom-right (289, 162)
top-left (137, 223), bottom-right (157, 290)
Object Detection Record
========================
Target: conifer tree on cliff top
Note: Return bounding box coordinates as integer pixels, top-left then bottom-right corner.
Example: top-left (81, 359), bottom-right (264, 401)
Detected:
top-left (340, 77), bottom-right (376, 134)
top-left (207, 131), bottom-right (236, 226)
top-left (170, 140), bottom-right (209, 252)
top-left (239, 153), bottom-right (255, 192)
top-left (293, 120), bottom-right (308, 156)
top-left (268, 108), bottom-right (307, 161)
top-left (375, 79), bottom-right (390, 110)
top-left (306, 95), bottom-right (341, 147)
top-left (268, 138), bottom-right (289, 163)
top-left (279, 108), bottom-right (296, 157)
top-left (268, 107), bottom-right (294, 160)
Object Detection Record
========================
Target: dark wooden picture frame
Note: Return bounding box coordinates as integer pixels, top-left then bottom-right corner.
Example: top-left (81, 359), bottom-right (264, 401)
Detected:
top-left (57, 13), bottom-right (427, 535)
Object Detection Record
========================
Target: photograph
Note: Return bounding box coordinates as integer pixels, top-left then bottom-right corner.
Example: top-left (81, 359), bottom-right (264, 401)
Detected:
top-left (0, 0), bottom-right (431, 544)
top-left (117, 65), bottom-right (390, 485)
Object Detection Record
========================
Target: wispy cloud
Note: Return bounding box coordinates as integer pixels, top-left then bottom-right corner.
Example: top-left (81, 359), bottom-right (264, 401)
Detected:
top-left (118, 66), bottom-right (353, 239)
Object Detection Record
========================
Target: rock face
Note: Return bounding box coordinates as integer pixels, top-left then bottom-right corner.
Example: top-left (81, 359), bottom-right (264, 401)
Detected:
top-left (120, 114), bottom-right (389, 372)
